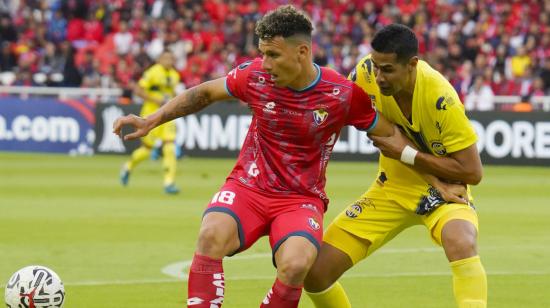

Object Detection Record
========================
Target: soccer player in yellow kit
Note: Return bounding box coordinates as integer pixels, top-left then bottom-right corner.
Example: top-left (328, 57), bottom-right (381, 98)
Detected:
top-left (120, 50), bottom-right (181, 194)
top-left (305, 24), bottom-right (487, 308)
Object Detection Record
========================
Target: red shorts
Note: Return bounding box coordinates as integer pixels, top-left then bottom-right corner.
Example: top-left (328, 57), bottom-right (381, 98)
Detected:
top-left (204, 179), bottom-right (324, 261)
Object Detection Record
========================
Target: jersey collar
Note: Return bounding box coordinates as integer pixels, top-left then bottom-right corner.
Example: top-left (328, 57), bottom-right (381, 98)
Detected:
top-left (287, 63), bottom-right (321, 92)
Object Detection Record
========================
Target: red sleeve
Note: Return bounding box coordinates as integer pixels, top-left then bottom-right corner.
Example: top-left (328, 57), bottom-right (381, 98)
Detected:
top-left (225, 60), bottom-right (253, 101)
top-left (348, 83), bottom-right (379, 131)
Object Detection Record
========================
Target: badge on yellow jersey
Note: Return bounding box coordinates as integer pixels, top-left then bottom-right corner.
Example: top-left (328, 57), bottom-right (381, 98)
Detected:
top-left (435, 94), bottom-right (456, 111)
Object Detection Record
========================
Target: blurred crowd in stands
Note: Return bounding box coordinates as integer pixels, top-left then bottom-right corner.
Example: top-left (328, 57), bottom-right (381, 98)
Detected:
top-left (1, 0), bottom-right (549, 110)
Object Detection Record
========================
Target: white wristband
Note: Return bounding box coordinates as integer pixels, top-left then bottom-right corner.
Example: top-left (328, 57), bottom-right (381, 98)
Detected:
top-left (400, 145), bottom-right (418, 165)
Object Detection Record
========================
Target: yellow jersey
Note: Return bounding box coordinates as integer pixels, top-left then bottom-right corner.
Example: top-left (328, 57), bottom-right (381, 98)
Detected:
top-left (138, 63), bottom-right (180, 117)
top-left (350, 55), bottom-right (478, 210)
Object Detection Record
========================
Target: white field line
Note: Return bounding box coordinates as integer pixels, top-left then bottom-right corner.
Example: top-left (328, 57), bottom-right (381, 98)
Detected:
top-left (5, 269), bottom-right (546, 287)
top-left (159, 248), bottom-right (446, 280)
top-left (2, 246), bottom-right (549, 288)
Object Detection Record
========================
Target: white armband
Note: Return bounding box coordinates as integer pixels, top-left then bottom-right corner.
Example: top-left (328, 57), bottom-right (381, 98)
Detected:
top-left (400, 145), bottom-right (418, 165)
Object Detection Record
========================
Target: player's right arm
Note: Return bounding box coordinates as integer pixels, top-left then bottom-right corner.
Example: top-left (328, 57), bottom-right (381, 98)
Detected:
top-left (347, 82), bottom-right (394, 137)
top-left (413, 143), bottom-right (483, 185)
top-left (115, 60), bottom-right (253, 141)
top-left (365, 113), bottom-right (394, 137)
top-left (420, 172), bottom-right (469, 204)
top-left (369, 115), bottom-right (482, 185)
top-left (113, 77), bottom-right (231, 140)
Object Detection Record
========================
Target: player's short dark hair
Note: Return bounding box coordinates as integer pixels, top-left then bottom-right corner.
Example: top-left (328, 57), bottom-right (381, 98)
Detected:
top-left (255, 5), bottom-right (313, 41)
top-left (371, 24), bottom-right (418, 63)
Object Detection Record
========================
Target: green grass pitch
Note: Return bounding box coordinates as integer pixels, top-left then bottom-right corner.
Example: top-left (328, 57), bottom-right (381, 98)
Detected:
top-left (1, 152), bottom-right (549, 307)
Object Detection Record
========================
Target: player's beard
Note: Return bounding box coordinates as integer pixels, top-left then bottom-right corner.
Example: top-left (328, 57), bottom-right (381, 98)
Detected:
top-left (379, 86), bottom-right (393, 96)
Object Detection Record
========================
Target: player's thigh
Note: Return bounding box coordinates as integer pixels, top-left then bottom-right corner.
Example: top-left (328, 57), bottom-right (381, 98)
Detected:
top-left (159, 120), bottom-right (176, 142)
top-left (304, 226), bottom-right (360, 292)
top-left (268, 199), bottom-right (324, 267)
top-left (204, 180), bottom-right (269, 255)
top-left (330, 190), bottom-right (415, 262)
top-left (198, 211), bottom-right (240, 258)
top-left (422, 203), bottom-right (479, 246)
top-left (140, 128), bottom-right (158, 147)
top-left (273, 236), bottom-right (318, 283)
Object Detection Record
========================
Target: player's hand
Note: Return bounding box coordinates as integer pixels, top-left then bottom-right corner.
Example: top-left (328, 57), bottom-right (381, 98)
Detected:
top-left (112, 114), bottom-right (150, 141)
top-left (369, 126), bottom-right (411, 159)
top-left (433, 180), bottom-right (469, 205)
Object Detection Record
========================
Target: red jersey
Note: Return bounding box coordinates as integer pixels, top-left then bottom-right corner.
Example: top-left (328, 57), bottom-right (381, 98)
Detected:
top-left (225, 58), bottom-right (378, 205)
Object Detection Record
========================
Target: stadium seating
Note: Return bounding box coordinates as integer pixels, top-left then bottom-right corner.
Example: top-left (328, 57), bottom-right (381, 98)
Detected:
top-left (0, 0), bottom-right (549, 106)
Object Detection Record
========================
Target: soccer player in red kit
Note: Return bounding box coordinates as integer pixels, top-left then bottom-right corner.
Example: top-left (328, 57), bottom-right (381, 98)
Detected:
top-left (113, 5), bottom-right (394, 308)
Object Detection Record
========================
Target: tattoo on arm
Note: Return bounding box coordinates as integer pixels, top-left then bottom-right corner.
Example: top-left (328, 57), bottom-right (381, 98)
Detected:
top-left (161, 88), bottom-right (211, 123)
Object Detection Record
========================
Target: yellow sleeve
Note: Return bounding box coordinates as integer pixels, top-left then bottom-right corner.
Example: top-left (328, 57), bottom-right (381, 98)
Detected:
top-left (138, 65), bottom-right (158, 89)
top-left (435, 89), bottom-right (477, 154)
top-left (349, 56), bottom-right (376, 92)
top-left (349, 55), bottom-right (382, 111)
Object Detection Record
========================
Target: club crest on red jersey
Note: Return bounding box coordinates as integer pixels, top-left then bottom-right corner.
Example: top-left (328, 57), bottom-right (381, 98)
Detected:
top-left (308, 217), bottom-right (320, 230)
top-left (313, 109), bottom-right (329, 126)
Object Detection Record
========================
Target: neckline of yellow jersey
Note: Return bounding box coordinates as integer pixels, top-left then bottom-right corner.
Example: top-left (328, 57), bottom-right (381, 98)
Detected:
top-left (394, 60), bottom-right (424, 131)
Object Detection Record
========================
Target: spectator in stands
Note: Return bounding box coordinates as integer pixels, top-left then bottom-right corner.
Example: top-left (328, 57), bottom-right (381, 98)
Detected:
top-left (223, 17), bottom-right (245, 50)
top-left (132, 44), bottom-right (153, 75)
top-left (519, 67), bottom-right (536, 98)
top-left (180, 59), bottom-right (203, 88)
top-left (509, 46), bottom-right (532, 78)
top-left (0, 13), bottom-right (17, 43)
top-left (100, 65), bottom-right (119, 89)
top-left (83, 10), bottom-right (105, 44)
top-left (539, 58), bottom-right (550, 93)
top-left (80, 49), bottom-right (101, 88)
top-left (492, 44), bottom-right (508, 79)
top-left (166, 30), bottom-right (191, 71)
top-left (147, 30), bottom-right (166, 61)
top-left (113, 20), bottom-right (133, 55)
top-left (0, 41), bottom-right (16, 72)
top-left (37, 42), bottom-right (65, 86)
top-left (66, 12), bottom-right (86, 45)
top-left (130, 29), bottom-right (150, 57)
top-left (61, 44), bottom-right (82, 87)
top-left (313, 47), bottom-right (328, 67)
top-left (15, 37), bottom-right (39, 74)
top-left (464, 76), bottom-right (496, 112)
top-left (13, 69), bottom-right (35, 86)
top-left (456, 60), bottom-right (474, 101)
top-left (0, 0), bottom-right (549, 103)
top-left (115, 57), bottom-right (134, 88)
top-left (150, 0), bottom-right (175, 20)
top-left (530, 77), bottom-right (547, 97)
top-left (47, 10), bottom-right (67, 43)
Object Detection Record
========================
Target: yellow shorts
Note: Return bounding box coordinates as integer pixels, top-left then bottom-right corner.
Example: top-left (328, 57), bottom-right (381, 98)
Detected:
top-left (140, 104), bottom-right (176, 147)
top-left (325, 185), bottom-right (479, 265)
top-left (141, 120), bottom-right (176, 147)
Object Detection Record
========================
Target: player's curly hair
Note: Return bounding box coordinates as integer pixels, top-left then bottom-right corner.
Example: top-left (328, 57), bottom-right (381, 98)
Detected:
top-left (371, 24), bottom-right (418, 63)
top-left (255, 5), bottom-right (313, 41)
